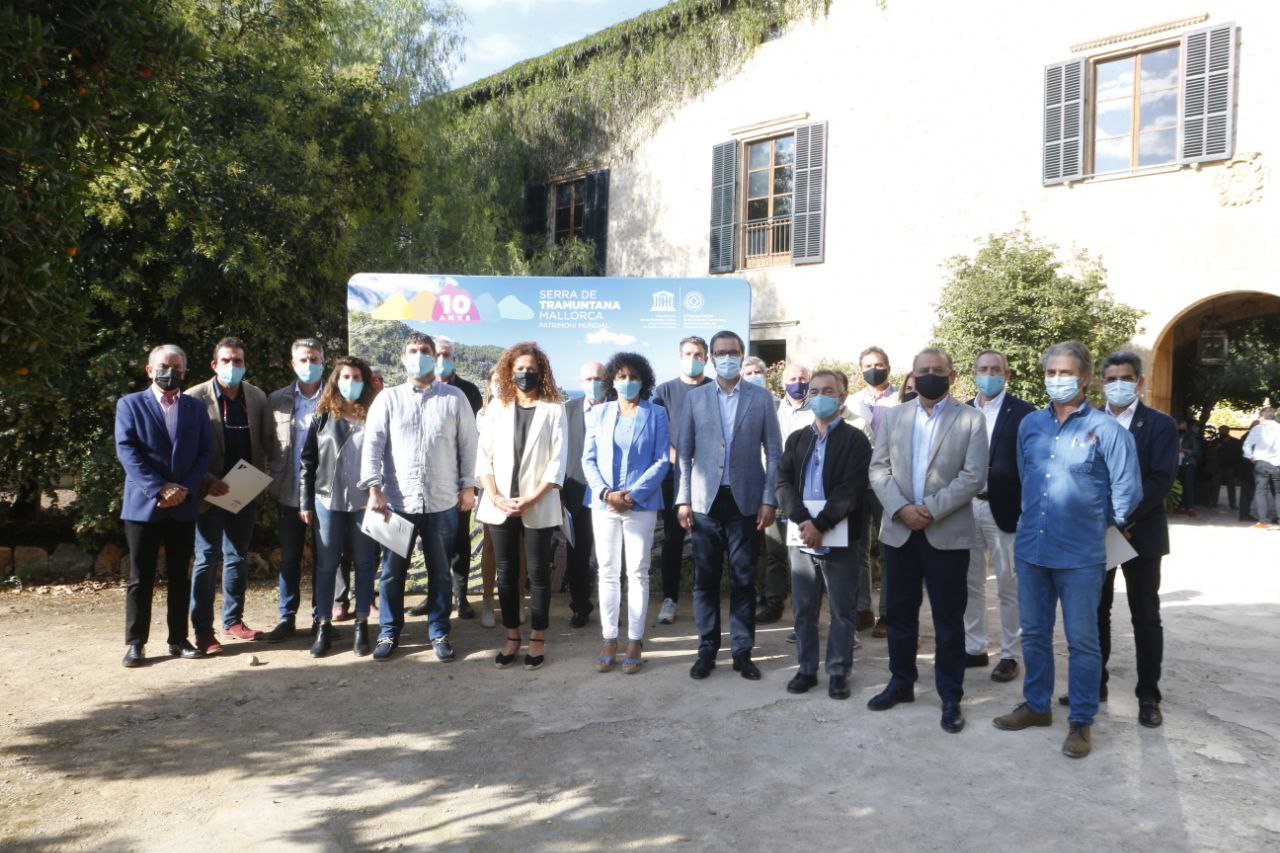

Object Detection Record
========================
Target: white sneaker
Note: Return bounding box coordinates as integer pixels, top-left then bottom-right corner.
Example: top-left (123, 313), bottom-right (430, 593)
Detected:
top-left (658, 598), bottom-right (676, 624)
top-left (480, 604), bottom-right (495, 628)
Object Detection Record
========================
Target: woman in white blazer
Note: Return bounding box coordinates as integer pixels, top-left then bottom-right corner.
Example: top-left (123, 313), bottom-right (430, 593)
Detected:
top-left (475, 342), bottom-right (567, 670)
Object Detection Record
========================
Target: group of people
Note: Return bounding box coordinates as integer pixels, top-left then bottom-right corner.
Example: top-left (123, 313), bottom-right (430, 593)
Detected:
top-left (116, 327), bottom-right (1190, 759)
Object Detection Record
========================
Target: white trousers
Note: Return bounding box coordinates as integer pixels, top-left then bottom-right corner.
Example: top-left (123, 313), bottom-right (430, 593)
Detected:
top-left (964, 499), bottom-right (1021, 659)
top-left (593, 508), bottom-right (656, 642)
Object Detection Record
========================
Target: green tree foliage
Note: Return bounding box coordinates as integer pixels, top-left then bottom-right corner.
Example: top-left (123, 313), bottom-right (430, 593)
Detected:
top-left (1176, 314), bottom-right (1280, 421)
top-left (933, 227), bottom-right (1145, 405)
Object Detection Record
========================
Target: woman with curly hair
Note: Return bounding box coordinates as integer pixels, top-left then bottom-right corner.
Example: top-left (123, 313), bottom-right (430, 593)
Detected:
top-left (299, 356), bottom-right (379, 657)
top-left (475, 342), bottom-right (567, 670)
top-left (581, 352), bottom-right (669, 673)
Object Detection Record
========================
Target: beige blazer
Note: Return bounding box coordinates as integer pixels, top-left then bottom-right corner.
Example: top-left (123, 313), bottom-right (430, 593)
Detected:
top-left (475, 399), bottom-right (567, 529)
top-left (869, 396), bottom-right (987, 550)
top-left (186, 378), bottom-right (272, 507)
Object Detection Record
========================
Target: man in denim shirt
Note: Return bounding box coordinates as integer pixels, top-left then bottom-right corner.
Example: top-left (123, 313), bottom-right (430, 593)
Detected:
top-left (994, 341), bottom-right (1141, 759)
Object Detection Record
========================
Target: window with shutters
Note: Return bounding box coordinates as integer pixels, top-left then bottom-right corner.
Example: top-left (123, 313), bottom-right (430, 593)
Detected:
top-left (1093, 44), bottom-right (1180, 174)
top-left (743, 134), bottom-right (794, 268)
top-left (553, 177), bottom-right (587, 244)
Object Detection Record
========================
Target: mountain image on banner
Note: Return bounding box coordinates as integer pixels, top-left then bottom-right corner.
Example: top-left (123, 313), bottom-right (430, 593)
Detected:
top-left (405, 290), bottom-right (437, 321)
top-left (371, 293), bottom-right (412, 320)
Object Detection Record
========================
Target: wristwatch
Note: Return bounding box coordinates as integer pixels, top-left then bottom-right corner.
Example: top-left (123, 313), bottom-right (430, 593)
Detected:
top-left (600, 487), bottom-right (611, 501)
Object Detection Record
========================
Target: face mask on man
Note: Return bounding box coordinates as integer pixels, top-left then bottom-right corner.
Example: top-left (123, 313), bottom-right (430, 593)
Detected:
top-left (153, 366), bottom-right (184, 391)
top-left (714, 355), bottom-right (741, 380)
top-left (615, 379), bottom-right (642, 401)
top-left (437, 357), bottom-right (455, 378)
top-left (403, 353), bottom-right (434, 379)
top-left (682, 356), bottom-right (705, 378)
top-left (914, 373), bottom-right (950, 401)
top-left (1104, 380), bottom-right (1138, 408)
top-left (513, 371), bottom-right (540, 392)
top-left (338, 378), bottom-right (364, 402)
top-left (974, 374), bottom-right (1005, 398)
top-left (785, 381), bottom-right (809, 400)
top-left (584, 380), bottom-right (606, 401)
top-left (862, 367), bottom-right (889, 387)
top-left (1045, 376), bottom-right (1080, 403)
top-left (744, 374), bottom-right (765, 387)
top-left (295, 362), bottom-right (324, 385)
top-left (811, 394), bottom-right (841, 420)
top-left (216, 364), bottom-right (246, 387)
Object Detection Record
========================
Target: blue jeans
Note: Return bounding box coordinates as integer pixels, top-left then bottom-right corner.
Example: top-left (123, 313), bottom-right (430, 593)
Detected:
top-left (314, 503), bottom-right (378, 621)
top-left (379, 508), bottom-right (457, 641)
top-left (691, 488), bottom-right (760, 659)
top-left (1017, 559), bottom-right (1106, 725)
top-left (790, 545), bottom-right (858, 677)
top-left (192, 503), bottom-right (258, 632)
top-left (277, 504), bottom-right (318, 621)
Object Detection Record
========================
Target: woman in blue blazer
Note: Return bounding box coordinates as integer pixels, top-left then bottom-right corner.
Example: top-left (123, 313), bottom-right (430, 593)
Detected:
top-left (582, 352), bottom-right (670, 674)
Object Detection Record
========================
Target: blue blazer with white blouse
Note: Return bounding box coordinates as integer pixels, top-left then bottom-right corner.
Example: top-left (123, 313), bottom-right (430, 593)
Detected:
top-left (582, 400), bottom-right (670, 511)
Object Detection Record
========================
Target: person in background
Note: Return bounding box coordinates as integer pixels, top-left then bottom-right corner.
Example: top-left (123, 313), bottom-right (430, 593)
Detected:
top-left (651, 336), bottom-right (712, 625)
top-left (1242, 407), bottom-right (1280, 527)
top-left (758, 362), bottom-right (814, 625)
top-left (582, 352), bottom-right (670, 674)
top-left (852, 346), bottom-right (898, 638)
top-left (370, 368), bottom-right (384, 394)
top-left (742, 356), bottom-right (770, 389)
top-left (898, 374), bottom-right (918, 404)
top-left (1207, 425), bottom-right (1241, 511)
top-left (475, 342), bottom-right (567, 670)
top-left (117, 344), bottom-right (214, 666)
top-left (265, 337), bottom-right (326, 644)
top-left (473, 367), bottom-right (503, 627)
top-left (188, 337), bottom-right (272, 644)
top-left (300, 356), bottom-right (379, 657)
top-left (1175, 419), bottom-right (1199, 517)
top-left (559, 361), bottom-right (607, 629)
top-left (777, 369), bottom-right (871, 700)
top-left (409, 335), bottom-right (484, 621)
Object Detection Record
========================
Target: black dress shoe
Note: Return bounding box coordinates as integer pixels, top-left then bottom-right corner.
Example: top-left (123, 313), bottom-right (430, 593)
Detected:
top-left (568, 610), bottom-right (589, 629)
top-left (755, 606), bottom-right (783, 624)
top-left (310, 622), bottom-right (334, 658)
top-left (867, 684), bottom-right (915, 711)
top-left (733, 655), bottom-right (761, 680)
top-left (123, 644), bottom-right (144, 668)
top-left (407, 598), bottom-right (430, 617)
top-left (1058, 683), bottom-right (1108, 706)
top-left (167, 639), bottom-right (203, 659)
top-left (263, 619), bottom-right (296, 644)
top-left (941, 701), bottom-right (965, 733)
top-left (1138, 699), bottom-right (1163, 728)
top-left (787, 673), bottom-right (818, 694)
top-left (689, 657), bottom-right (716, 680)
top-left (990, 658), bottom-right (1019, 682)
top-left (828, 675), bottom-right (851, 700)
top-left (964, 652), bottom-right (989, 668)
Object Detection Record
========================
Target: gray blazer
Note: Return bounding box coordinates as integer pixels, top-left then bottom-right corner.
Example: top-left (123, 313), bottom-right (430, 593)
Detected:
top-left (676, 379), bottom-right (782, 516)
top-left (869, 396), bottom-right (987, 550)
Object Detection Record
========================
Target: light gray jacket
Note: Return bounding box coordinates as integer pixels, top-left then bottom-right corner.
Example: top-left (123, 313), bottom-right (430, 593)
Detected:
top-left (869, 396), bottom-right (987, 550)
top-left (676, 379), bottom-right (782, 516)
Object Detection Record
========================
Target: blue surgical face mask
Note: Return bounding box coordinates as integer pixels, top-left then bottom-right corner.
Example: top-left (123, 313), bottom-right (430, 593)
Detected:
top-left (615, 379), bottom-right (642, 401)
top-left (1104, 380), bottom-right (1138, 408)
top-left (295, 362), bottom-right (324, 385)
top-left (338, 378), bottom-right (364, 402)
top-left (216, 364), bottom-right (246, 387)
top-left (714, 355), bottom-right (741, 380)
top-left (682, 356), bottom-right (705, 378)
top-left (584, 379), bottom-right (606, 401)
top-left (437, 357), bottom-right (455, 378)
top-left (744, 374), bottom-right (765, 387)
top-left (811, 394), bottom-right (841, 420)
top-left (403, 353), bottom-right (434, 379)
top-left (1045, 376), bottom-right (1081, 403)
top-left (974, 374), bottom-right (1005, 399)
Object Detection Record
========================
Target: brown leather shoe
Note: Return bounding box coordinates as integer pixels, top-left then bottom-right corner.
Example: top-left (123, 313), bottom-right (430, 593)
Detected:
top-left (855, 610), bottom-right (876, 632)
top-left (1062, 723), bottom-right (1092, 758)
top-left (871, 617), bottom-right (887, 639)
top-left (224, 621), bottom-right (264, 641)
top-left (992, 702), bottom-right (1052, 731)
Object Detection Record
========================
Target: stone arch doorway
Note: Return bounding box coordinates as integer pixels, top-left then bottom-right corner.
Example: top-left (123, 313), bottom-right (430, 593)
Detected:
top-left (1149, 290), bottom-right (1280, 416)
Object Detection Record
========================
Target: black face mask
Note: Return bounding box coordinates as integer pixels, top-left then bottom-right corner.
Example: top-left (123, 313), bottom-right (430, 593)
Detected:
top-left (914, 373), bottom-right (950, 401)
top-left (513, 371), bottom-right (540, 392)
top-left (902, 391), bottom-right (918, 403)
top-left (862, 367), bottom-right (889, 387)
top-left (153, 367), bottom-right (184, 391)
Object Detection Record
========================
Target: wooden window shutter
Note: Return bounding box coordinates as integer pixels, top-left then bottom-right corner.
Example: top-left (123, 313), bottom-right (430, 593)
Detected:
top-left (1042, 59), bottom-right (1085, 185)
top-left (1181, 23), bottom-right (1239, 164)
top-left (791, 121), bottom-right (828, 265)
top-left (583, 168), bottom-right (610, 274)
top-left (708, 140), bottom-right (738, 274)
top-left (522, 183), bottom-right (549, 244)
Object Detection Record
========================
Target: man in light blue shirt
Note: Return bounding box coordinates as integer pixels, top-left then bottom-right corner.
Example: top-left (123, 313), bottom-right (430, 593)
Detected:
top-left (994, 341), bottom-right (1141, 760)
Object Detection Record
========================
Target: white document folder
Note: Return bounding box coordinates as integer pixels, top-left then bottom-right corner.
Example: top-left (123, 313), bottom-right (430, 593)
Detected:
top-left (785, 500), bottom-right (849, 547)
top-left (1106, 526), bottom-right (1138, 568)
top-left (360, 509), bottom-right (415, 559)
top-left (204, 460), bottom-right (273, 513)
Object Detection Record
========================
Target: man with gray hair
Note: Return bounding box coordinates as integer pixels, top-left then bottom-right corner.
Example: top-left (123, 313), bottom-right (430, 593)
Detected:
top-left (993, 341), bottom-right (1141, 758)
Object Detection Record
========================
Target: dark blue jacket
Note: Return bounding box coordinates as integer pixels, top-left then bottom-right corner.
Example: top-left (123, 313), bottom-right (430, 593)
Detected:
top-left (1123, 401), bottom-right (1178, 558)
top-left (968, 393), bottom-right (1035, 533)
top-left (115, 389), bottom-right (213, 523)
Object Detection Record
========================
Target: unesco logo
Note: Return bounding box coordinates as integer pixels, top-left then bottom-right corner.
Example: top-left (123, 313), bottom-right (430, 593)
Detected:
top-left (684, 290), bottom-right (705, 312)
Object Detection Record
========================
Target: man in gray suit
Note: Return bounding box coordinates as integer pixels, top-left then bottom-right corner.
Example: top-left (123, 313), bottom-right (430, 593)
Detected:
top-left (867, 347), bottom-right (987, 733)
top-left (677, 330), bottom-right (783, 681)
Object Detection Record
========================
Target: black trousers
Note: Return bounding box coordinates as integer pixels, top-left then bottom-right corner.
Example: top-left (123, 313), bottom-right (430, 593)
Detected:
top-left (882, 530), bottom-right (968, 703)
top-left (660, 474), bottom-right (688, 601)
top-left (1099, 556), bottom-right (1163, 702)
top-left (123, 518), bottom-right (196, 646)
top-left (564, 503), bottom-right (595, 616)
top-left (490, 518), bottom-right (554, 631)
top-left (449, 507), bottom-right (474, 598)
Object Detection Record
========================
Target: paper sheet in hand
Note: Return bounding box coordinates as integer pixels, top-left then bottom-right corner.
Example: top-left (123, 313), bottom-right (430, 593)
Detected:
top-left (204, 460), bottom-right (273, 512)
top-left (561, 507), bottom-right (575, 549)
top-left (1106, 527), bottom-right (1138, 568)
top-left (360, 509), bottom-right (415, 559)
top-left (786, 501), bottom-right (849, 547)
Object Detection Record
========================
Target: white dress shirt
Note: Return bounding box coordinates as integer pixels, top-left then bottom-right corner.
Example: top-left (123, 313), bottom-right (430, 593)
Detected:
top-left (911, 397), bottom-right (948, 505)
top-left (975, 390), bottom-right (1004, 444)
top-left (151, 385), bottom-right (180, 444)
top-left (1107, 397), bottom-right (1140, 431)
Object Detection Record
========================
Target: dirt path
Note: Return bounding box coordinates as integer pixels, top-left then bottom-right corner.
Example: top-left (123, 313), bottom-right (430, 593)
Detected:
top-left (1, 511), bottom-right (1277, 851)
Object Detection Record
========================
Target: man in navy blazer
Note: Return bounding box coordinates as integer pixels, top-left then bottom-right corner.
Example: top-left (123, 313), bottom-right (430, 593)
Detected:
top-left (1061, 351), bottom-right (1177, 728)
top-left (963, 350), bottom-right (1035, 683)
top-left (115, 345), bottom-right (214, 667)
top-left (677, 330), bottom-right (783, 681)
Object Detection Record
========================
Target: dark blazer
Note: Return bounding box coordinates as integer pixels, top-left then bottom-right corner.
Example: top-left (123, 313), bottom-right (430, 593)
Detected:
top-left (115, 390), bottom-right (213, 523)
top-left (1123, 402), bottom-right (1178, 558)
top-left (775, 419), bottom-right (872, 537)
top-left (445, 374), bottom-right (483, 414)
top-left (562, 395), bottom-right (592, 511)
top-left (967, 393), bottom-right (1035, 533)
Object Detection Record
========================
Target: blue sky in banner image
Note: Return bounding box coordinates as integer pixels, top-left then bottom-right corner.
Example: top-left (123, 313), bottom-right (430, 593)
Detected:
top-left (348, 273), bottom-right (751, 386)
